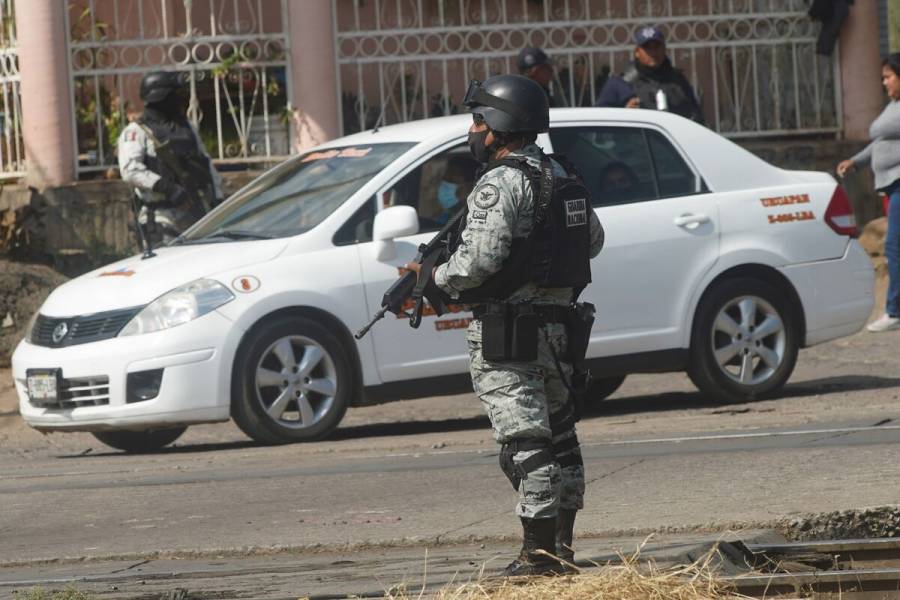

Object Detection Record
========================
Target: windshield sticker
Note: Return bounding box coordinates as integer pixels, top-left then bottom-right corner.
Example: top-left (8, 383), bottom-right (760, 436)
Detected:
top-left (232, 276), bottom-right (261, 293)
top-left (99, 267), bottom-right (135, 277)
top-left (301, 147), bottom-right (373, 163)
top-left (760, 194), bottom-right (810, 207)
top-left (338, 147), bottom-right (372, 158)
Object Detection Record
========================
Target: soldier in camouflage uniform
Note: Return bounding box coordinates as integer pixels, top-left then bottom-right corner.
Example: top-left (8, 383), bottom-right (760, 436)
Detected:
top-left (118, 71), bottom-right (223, 245)
top-left (411, 75), bottom-right (604, 576)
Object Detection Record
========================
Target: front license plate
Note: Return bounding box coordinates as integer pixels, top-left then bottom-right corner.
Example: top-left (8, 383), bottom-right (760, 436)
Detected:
top-left (26, 369), bottom-right (60, 402)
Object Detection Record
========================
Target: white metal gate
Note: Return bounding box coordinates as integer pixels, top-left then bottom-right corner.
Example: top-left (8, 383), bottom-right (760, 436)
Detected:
top-left (333, 0), bottom-right (842, 138)
top-left (66, 0), bottom-right (293, 175)
top-left (0, 0), bottom-right (23, 179)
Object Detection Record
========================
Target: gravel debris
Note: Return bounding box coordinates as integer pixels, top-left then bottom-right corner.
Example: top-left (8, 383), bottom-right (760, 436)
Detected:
top-left (783, 506), bottom-right (900, 541)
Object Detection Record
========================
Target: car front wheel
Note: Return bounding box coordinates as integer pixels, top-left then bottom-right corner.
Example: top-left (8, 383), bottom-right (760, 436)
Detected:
top-left (92, 427), bottom-right (187, 453)
top-left (688, 278), bottom-right (799, 402)
top-left (231, 315), bottom-right (352, 444)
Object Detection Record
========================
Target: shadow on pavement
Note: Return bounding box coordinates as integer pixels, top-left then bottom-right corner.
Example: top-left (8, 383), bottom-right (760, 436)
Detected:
top-left (56, 439), bottom-right (259, 458)
top-left (330, 414), bottom-right (492, 441)
top-left (780, 375), bottom-right (900, 398)
top-left (58, 374), bottom-right (900, 457)
top-left (585, 374), bottom-right (900, 420)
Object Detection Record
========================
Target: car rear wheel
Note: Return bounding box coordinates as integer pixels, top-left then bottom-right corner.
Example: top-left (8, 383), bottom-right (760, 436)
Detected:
top-left (688, 278), bottom-right (799, 402)
top-left (92, 427), bottom-right (187, 453)
top-left (589, 375), bottom-right (626, 401)
top-left (231, 315), bottom-right (351, 444)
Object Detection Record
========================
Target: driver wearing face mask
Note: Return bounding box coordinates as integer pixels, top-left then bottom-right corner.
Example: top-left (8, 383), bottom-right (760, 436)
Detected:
top-left (434, 155), bottom-right (477, 224)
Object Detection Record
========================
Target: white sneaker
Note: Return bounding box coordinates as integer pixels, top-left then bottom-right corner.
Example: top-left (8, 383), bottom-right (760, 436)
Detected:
top-left (867, 314), bottom-right (900, 332)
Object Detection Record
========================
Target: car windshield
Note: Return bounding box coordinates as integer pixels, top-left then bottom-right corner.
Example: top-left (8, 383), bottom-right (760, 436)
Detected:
top-left (182, 143), bottom-right (415, 242)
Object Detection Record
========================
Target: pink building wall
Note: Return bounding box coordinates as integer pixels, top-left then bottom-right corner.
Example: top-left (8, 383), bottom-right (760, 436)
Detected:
top-left (12, 0), bottom-right (889, 186)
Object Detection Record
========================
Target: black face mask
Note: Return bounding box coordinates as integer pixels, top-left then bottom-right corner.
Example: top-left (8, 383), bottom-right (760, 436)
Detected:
top-left (149, 91), bottom-right (188, 121)
top-left (468, 129), bottom-right (492, 164)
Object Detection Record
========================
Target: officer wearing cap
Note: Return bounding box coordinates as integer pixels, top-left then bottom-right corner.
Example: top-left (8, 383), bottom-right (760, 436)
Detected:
top-left (408, 75), bottom-right (604, 576)
top-left (118, 71), bottom-right (223, 245)
top-left (517, 46), bottom-right (560, 107)
top-left (595, 26), bottom-right (704, 123)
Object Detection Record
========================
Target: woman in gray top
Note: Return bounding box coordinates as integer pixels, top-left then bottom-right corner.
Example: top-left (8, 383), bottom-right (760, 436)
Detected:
top-left (837, 54), bottom-right (900, 332)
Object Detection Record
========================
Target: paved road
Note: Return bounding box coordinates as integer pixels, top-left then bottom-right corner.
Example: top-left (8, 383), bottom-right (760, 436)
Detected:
top-left (1, 324), bottom-right (899, 597)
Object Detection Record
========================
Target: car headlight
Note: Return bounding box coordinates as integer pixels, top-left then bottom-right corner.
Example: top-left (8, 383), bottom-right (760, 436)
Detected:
top-left (119, 279), bottom-right (234, 337)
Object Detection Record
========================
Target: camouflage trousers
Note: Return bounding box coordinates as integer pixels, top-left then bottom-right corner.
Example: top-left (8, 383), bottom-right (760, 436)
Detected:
top-left (467, 318), bottom-right (585, 520)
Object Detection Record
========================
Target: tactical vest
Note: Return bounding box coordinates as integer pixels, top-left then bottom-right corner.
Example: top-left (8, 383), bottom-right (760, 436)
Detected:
top-left (446, 153), bottom-right (593, 303)
top-left (138, 113), bottom-right (212, 191)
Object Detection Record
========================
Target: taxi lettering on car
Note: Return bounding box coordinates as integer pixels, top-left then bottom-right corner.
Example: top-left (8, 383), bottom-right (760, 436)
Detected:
top-left (11, 108), bottom-right (874, 452)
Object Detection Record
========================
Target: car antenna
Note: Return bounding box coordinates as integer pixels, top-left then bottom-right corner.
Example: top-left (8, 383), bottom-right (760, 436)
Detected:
top-left (371, 105), bottom-right (387, 133)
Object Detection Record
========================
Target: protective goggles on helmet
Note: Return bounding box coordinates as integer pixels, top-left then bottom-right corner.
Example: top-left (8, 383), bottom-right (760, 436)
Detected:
top-left (462, 79), bottom-right (533, 125)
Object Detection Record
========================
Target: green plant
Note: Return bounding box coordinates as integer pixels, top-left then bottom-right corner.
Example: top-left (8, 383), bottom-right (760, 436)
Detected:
top-left (69, 5), bottom-right (122, 159)
top-left (13, 586), bottom-right (96, 600)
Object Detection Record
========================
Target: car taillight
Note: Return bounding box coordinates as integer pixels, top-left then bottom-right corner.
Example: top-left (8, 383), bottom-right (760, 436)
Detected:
top-left (824, 185), bottom-right (857, 237)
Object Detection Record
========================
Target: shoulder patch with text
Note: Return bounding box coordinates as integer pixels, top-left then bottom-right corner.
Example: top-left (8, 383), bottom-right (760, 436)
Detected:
top-left (471, 210), bottom-right (488, 221)
top-left (473, 184), bottom-right (500, 209)
top-left (565, 198), bottom-right (587, 227)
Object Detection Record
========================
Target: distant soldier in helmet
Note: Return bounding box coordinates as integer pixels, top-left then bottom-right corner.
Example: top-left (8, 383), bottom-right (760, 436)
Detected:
top-left (118, 71), bottom-right (223, 246)
top-left (407, 75), bottom-right (605, 576)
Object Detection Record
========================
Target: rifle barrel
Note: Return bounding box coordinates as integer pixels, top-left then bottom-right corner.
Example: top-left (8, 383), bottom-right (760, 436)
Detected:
top-left (354, 305), bottom-right (390, 340)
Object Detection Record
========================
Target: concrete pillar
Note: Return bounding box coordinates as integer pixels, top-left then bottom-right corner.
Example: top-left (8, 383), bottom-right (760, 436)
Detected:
top-left (15, 0), bottom-right (76, 187)
top-left (839, 1), bottom-right (884, 141)
top-left (287, 2), bottom-right (340, 150)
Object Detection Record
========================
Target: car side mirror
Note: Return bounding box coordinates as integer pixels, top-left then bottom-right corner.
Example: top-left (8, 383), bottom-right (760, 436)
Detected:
top-left (372, 205), bottom-right (419, 260)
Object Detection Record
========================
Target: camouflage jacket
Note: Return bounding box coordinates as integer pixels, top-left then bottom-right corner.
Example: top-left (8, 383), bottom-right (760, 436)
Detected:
top-left (433, 144), bottom-right (604, 305)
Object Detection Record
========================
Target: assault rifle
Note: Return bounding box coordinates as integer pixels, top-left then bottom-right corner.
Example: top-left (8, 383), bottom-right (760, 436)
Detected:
top-left (355, 207), bottom-right (465, 339)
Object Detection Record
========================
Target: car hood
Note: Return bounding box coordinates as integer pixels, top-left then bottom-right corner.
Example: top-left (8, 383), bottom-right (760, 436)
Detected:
top-left (40, 239), bottom-right (288, 317)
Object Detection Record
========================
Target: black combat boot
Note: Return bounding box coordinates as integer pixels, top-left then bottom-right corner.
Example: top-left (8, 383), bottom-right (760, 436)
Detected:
top-left (556, 509), bottom-right (577, 564)
top-left (503, 517), bottom-right (567, 577)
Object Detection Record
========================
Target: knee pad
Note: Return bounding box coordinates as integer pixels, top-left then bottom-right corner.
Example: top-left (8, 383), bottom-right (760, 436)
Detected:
top-left (499, 438), bottom-right (554, 490)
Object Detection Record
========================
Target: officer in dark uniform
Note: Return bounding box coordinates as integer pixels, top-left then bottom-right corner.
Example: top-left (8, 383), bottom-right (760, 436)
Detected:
top-left (517, 46), bottom-right (560, 107)
top-left (409, 75), bottom-right (604, 576)
top-left (595, 26), bottom-right (705, 124)
top-left (118, 71), bottom-right (223, 245)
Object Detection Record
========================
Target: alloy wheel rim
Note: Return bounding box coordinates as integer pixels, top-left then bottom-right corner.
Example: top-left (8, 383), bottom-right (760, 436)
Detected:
top-left (710, 295), bottom-right (786, 386)
top-left (254, 335), bottom-right (337, 430)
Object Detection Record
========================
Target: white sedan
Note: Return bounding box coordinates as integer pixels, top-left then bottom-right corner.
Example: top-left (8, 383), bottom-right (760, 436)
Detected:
top-left (11, 108), bottom-right (874, 452)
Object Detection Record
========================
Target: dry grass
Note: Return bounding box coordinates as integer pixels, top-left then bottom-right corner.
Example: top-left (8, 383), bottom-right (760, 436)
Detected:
top-left (377, 543), bottom-right (753, 600)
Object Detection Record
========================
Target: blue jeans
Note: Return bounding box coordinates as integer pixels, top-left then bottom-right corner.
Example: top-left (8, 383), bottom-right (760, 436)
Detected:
top-left (886, 185), bottom-right (900, 317)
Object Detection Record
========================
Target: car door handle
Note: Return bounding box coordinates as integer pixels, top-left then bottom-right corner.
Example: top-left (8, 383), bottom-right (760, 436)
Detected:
top-left (674, 213), bottom-right (710, 228)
